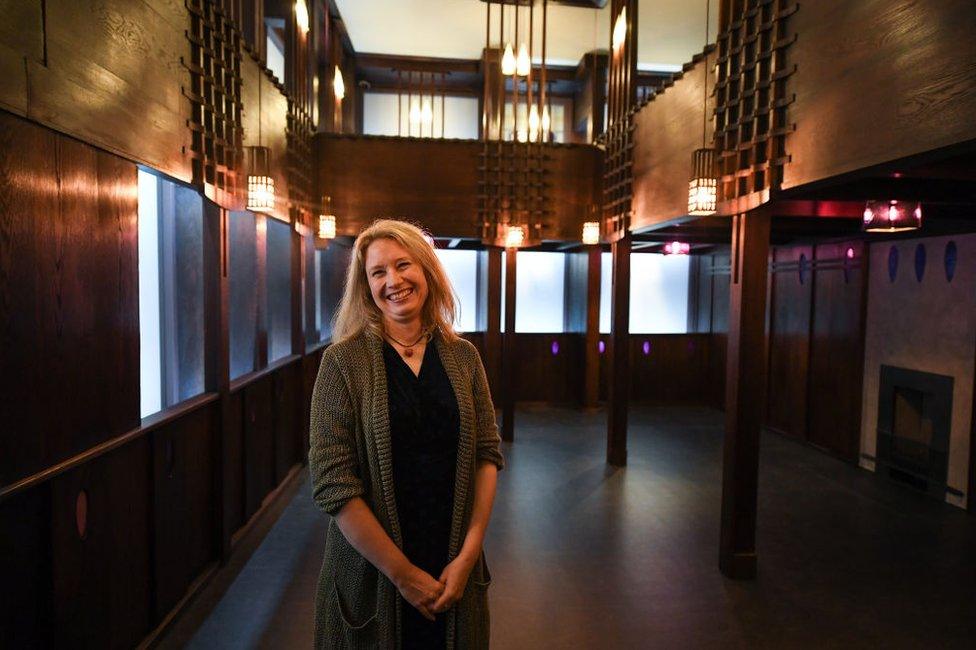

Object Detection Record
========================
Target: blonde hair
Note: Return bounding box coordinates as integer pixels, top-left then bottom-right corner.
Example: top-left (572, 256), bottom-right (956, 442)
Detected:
top-left (332, 219), bottom-right (460, 344)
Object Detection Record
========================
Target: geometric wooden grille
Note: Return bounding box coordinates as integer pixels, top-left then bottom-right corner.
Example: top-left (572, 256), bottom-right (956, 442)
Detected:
top-left (714, 0), bottom-right (797, 203)
top-left (602, 0), bottom-right (638, 242)
top-left (287, 98), bottom-right (314, 214)
top-left (185, 0), bottom-right (244, 199)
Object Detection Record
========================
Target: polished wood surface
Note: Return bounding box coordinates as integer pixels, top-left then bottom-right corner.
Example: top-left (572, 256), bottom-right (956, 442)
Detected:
top-left (783, 0), bottom-right (976, 190)
top-left (766, 246), bottom-right (813, 440)
top-left (315, 134), bottom-right (601, 240)
top-left (807, 242), bottom-right (867, 461)
top-left (0, 112), bottom-right (140, 487)
top-left (631, 49), bottom-right (716, 229)
top-left (501, 248), bottom-right (517, 441)
top-left (607, 234), bottom-right (631, 465)
top-left (720, 212), bottom-right (770, 579)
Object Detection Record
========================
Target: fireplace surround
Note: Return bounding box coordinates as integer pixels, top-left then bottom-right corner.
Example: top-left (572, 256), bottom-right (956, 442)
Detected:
top-left (875, 365), bottom-right (953, 499)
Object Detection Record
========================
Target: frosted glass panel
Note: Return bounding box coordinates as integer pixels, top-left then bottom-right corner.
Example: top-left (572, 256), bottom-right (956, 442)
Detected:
top-left (600, 252), bottom-right (612, 334)
top-left (267, 217), bottom-right (293, 362)
top-left (435, 249), bottom-right (478, 332)
top-left (229, 211), bottom-right (258, 379)
top-left (629, 254), bottom-right (689, 333)
top-left (599, 252), bottom-right (690, 333)
top-left (515, 251), bottom-right (565, 333)
top-left (138, 170), bottom-right (206, 417)
top-left (363, 92), bottom-right (479, 139)
top-left (138, 171), bottom-right (162, 418)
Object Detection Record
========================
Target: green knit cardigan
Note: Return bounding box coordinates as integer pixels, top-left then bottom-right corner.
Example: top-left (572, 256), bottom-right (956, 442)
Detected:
top-left (309, 330), bottom-right (504, 649)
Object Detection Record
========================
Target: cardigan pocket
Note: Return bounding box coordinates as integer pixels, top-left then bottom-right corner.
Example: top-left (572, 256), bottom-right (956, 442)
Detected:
top-left (330, 557), bottom-right (379, 648)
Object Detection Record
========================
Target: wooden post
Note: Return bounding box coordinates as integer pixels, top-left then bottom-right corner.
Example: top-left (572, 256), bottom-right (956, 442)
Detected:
top-left (607, 234), bottom-right (630, 466)
top-left (719, 211), bottom-right (771, 580)
top-left (483, 247), bottom-right (503, 396)
top-left (584, 245), bottom-right (602, 407)
top-left (501, 248), bottom-right (517, 442)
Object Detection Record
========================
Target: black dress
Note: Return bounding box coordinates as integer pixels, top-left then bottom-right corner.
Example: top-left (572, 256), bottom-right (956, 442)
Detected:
top-left (383, 341), bottom-right (460, 650)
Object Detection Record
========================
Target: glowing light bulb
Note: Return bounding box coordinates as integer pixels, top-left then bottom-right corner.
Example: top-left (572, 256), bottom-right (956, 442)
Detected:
top-left (582, 221), bottom-right (600, 245)
top-left (505, 225), bottom-right (525, 248)
top-left (516, 43), bottom-right (530, 76)
top-left (295, 0), bottom-right (309, 34)
top-left (612, 8), bottom-right (627, 51)
top-left (541, 105), bottom-right (551, 133)
top-left (501, 43), bottom-right (517, 76)
top-left (333, 66), bottom-right (345, 101)
top-left (528, 104), bottom-right (540, 140)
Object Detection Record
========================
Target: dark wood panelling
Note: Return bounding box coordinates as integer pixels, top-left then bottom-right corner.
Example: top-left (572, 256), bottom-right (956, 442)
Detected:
top-left (273, 364), bottom-right (301, 484)
top-left (244, 376), bottom-right (275, 519)
top-left (629, 334), bottom-right (712, 404)
top-left (766, 246), bottom-right (813, 439)
top-left (783, 0), bottom-right (976, 189)
top-left (224, 390), bottom-right (245, 536)
top-left (807, 241), bottom-right (867, 461)
top-left (51, 438), bottom-right (151, 648)
top-left (631, 49), bottom-right (717, 229)
top-left (316, 135), bottom-right (601, 240)
top-left (151, 403), bottom-right (218, 622)
top-left (513, 334), bottom-right (584, 404)
top-left (18, 0), bottom-right (192, 182)
top-left (0, 484), bottom-right (50, 646)
top-left (0, 112), bottom-right (139, 487)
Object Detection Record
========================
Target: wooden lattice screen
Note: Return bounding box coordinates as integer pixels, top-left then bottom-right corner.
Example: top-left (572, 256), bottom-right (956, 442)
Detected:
top-left (602, 0), bottom-right (638, 242)
top-left (185, 0), bottom-right (244, 199)
top-left (714, 0), bottom-right (797, 204)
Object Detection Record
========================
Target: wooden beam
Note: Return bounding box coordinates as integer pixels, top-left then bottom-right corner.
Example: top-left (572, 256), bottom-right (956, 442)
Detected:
top-left (719, 211), bottom-right (771, 580)
top-left (482, 247), bottom-right (503, 397)
top-left (606, 233), bottom-right (631, 465)
top-left (501, 248), bottom-right (517, 442)
top-left (584, 245), bottom-right (602, 408)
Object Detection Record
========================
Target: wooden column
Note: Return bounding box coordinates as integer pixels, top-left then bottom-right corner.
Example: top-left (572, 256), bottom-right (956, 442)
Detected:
top-left (211, 206), bottom-right (233, 562)
top-left (719, 211), bottom-right (771, 580)
top-left (482, 247), bottom-right (504, 395)
top-left (584, 245), bottom-right (602, 408)
top-left (501, 248), bottom-right (517, 442)
top-left (607, 234), bottom-right (630, 465)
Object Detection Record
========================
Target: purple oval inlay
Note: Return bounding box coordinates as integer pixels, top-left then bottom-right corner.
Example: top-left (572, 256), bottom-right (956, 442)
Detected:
top-left (642, 340), bottom-right (651, 355)
top-left (551, 340), bottom-right (560, 355)
top-left (598, 340), bottom-right (605, 354)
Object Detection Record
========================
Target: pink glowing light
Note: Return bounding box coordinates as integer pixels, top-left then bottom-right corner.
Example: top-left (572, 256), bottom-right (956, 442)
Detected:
top-left (663, 241), bottom-right (690, 255)
top-left (551, 340), bottom-right (560, 355)
top-left (846, 247), bottom-right (855, 259)
top-left (642, 340), bottom-right (651, 355)
top-left (598, 340), bottom-right (605, 354)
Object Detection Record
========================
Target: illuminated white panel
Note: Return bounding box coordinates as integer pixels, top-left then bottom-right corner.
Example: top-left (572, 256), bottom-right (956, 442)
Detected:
top-left (435, 249), bottom-right (478, 332)
top-left (138, 170), bottom-right (162, 418)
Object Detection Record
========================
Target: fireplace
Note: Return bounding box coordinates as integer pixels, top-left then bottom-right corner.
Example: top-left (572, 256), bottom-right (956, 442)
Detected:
top-left (876, 365), bottom-right (953, 499)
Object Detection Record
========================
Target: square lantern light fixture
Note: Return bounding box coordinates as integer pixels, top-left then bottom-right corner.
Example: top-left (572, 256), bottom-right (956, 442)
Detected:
top-left (315, 196), bottom-right (337, 249)
top-left (505, 224), bottom-right (526, 249)
top-left (295, 0), bottom-right (309, 34)
top-left (582, 221), bottom-right (600, 245)
top-left (688, 148), bottom-right (717, 216)
top-left (862, 200), bottom-right (922, 233)
top-left (246, 146), bottom-right (275, 214)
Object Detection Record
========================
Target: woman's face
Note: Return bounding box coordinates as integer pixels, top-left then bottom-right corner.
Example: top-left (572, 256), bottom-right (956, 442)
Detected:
top-left (364, 237), bottom-right (429, 326)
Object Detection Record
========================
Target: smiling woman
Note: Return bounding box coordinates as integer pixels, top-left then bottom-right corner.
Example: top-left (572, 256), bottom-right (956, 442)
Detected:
top-left (310, 219), bottom-right (504, 649)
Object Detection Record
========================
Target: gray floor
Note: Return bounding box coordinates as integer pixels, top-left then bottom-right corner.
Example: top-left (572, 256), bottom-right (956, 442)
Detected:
top-left (161, 406), bottom-right (976, 649)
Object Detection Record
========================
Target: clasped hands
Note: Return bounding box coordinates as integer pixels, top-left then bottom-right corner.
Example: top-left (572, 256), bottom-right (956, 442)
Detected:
top-left (394, 554), bottom-right (475, 621)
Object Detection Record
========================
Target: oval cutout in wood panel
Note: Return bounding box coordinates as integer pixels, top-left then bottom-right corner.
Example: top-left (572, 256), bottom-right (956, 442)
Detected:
top-left (76, 490), bottom-right (89, 540)
top-left (914, 243), bottom-right (926, 282)
top-left (888, 246), bottom-right (899, 282)
top-left (945, 241), bottom-right (957, 282)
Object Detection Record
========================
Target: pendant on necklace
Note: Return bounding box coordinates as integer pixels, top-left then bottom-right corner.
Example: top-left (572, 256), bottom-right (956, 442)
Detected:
top-left (403, 347), bottom-right (414, 358)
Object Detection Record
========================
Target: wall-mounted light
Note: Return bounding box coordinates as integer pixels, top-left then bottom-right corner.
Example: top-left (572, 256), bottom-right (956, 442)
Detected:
top-left (505, 224), bottom-right (526, 248)
top-left (582, 221), bottom-right (600, 245)
top-left (688, 148), bottom-right (717, 216)
top-left (862, 200), bottom-right (922, 232)
top-left (663, 241), bottom-right (691, 255)
top-left (333, 65), bottom-right (345, 101)
top-left (246, 146), bottom-right (275, 214)
top-left (612, 8), bottom-right (627, 51)
top-left (516, 42), bottom-right (531, 76)
top-left (501, 43), bottom-right (517, 76)
top-left (316, 197), bottom-right (337, 249)
top-left (295, 0), bottom-right (309, 35)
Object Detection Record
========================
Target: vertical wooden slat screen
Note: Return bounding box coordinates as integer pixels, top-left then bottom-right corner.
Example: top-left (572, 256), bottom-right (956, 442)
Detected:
top-left (714, 0), bottom-right (797, 205)
top-left (603, 0), bottom-right (638, 241)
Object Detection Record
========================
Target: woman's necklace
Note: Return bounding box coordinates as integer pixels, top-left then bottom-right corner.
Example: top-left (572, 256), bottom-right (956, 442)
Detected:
top-left (385, 328), bottom-right (429, 358)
